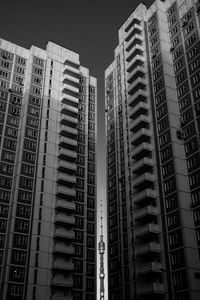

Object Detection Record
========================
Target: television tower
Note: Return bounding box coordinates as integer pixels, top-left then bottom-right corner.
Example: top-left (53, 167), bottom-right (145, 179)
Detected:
top-left (98, 201), bottom-right (105, 300)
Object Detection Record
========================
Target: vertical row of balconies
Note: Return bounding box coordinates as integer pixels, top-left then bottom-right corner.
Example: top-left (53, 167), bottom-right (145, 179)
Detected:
top-left (125, 18), bottom-right (164, 297)
top-left (52, 59), bottom-right (80, 296)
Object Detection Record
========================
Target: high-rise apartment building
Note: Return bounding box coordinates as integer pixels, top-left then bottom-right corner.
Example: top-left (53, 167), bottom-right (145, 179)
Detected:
top-left (0, 38), bottom-right (97, 300)
top-left (105, 0), bottom-right (200, 299)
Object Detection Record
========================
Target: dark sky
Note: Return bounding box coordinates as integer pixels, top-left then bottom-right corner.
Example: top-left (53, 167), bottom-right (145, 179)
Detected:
top-left (0, 0), bottom-right (154, 204)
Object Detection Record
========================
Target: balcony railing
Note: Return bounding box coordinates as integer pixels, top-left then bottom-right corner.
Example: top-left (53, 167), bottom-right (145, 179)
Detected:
top-left (137, 283), bottom-right (164, 295)
top-left (135, 242), bottom-right (161, 256)
top-left (129, 102), bottom-right (148, 120)
top-left (63, 73), bottom-right (79, 84)
top-left (54, 244), bottom-right (74, 255)
top-left (59, 136), bottom-right (77, 148)
top-left (126, 34), bottom-right (143, 52)
top-left (131, 157), bottom-right (153, 174)
top-left (56, 200), bottom-right (76, 212)
top-left (130, 114), bottom-right (149, 133)
top-left (59, 125), bottom-right (77, 139)
top-left (127, 65), bottom-right (145, 84)
top-left (53, 260), bottom-right (74, 271)
top-left (58, 149), bottom-right (77, 162)
top-left (51, 277), bottom-right (73, 288)
top-left (130, 128), bottom-right (151, 146)
top-left (60, 114), bottom-right (78, 127)
top-left (134, 189), bottom-right (156, 206)
top-left (135, 223), bottom-right (159, 238)
top-left (56, 186), bottom-right (76, 198)
top-left (54, 229), bottom-right (75, 240)
top-left (57, 160), bottom-right (76, 172)
top-left (136, 262), bottom-right (162, 275)
top-left (55, 214), bottom-right (75, 226)
top-left (128, 90), bottom-right (147, 107)
top-left (128, 78), bottom-right (146, 96)
top-left (134, 205), bottom-right (158, 221)
top-left (125, 24), bottom-right (142, 42)
top-left (131, 142), bottom-right (152, 160)
top-left (57, 173), bottom-right (76, 186)
top-left (60, 104), bottom-right (78, 117)
top-left (127, 55), bottom-right (145, 73)
top-left (126, 44), bottom-right (144, 63)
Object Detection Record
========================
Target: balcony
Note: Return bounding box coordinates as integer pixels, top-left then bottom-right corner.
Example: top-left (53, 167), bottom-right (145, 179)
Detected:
top-left (59, 125), bottom-right (77, 140)
top-left (128, 90), bottom-right (147, 107)
top-left (63, 73), bottom-right (79, 84)
top-left (58, 149), bottom-right (77, 162)
top-left (134, 189), bottom-right (156, 206)
top-left (59, 136), bottom-right (77, 149)
top-left (137, 283), bottom-right (164, 295)
top-left (62, 86), bottom-right (79, 99)
top-left (60, 104), bottom-right (78, 117)
top-left (56, 200), bottom-right (76, 212)
top-left (132, 157), bottom-right (153, 175)
top-left (54, 229), bottom-right (75, 240)
top-left (64, 60), bottom-right (79, 71)
top-left (55, 214), bottom-right (75, 226)
top-left (131, 142), bottom-right (152, 160)
top-left (136, 262), bottom-right (162, 275)
top-left (135, 223), bottom-right (159, 238)
top-left (125, 24), bottom-right (142, 42)
top-left (135, 242), bottom-right (161, 256)
top-left (57, 160), bottom-right (76, 173)
top-left (130, 115), bottom-right (149, 133)
top-left (129, 102), bottom-right (148, 120)
top-left (133, 172), bottom-right (155, 190)
top-left (126, 44), bottom-right (144, 63)
top-left (54, 244), bottom-right (74, 256)
top-left (57, 173), bottom-right (76, 186)
top-left (61, 93), bottom-right (78, 104)
top-left (62, 82), bottom-right (79, 95)
top-left (135, 205), bottom-right (158, 221)
top-left (128, 78), bottom-right (146, 96)
top-left (60, 114), bottom-right (78, 127)
top-left (126, 34), bottom-right (143, 52)
top-left (127, 66), bottom-right (145, 85)
top-left (53, 260), bottom-right (74, 271)
top-left (125, 17), bottom-right (141, 32)
top-left (56, 186), bottom-right (75, 198)
top-left (130, 128), bottom-right (151, 146)
top-left (51, 277), bottom-right (73, 289)
top-left (127, 55), bottom-right (145, 74)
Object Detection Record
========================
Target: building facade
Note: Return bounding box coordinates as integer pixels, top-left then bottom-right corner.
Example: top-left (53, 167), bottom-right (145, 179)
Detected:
top-left (0, 38), bottom-right (97, 300)
top-left (105, 0), bottom-right (200, 299)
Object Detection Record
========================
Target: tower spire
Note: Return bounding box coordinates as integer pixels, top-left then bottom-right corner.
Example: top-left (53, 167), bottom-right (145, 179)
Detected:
top-left (99, 200), bottom-right (105, 300)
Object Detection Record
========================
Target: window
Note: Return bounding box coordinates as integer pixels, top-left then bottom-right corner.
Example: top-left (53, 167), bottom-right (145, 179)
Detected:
top-left (0, 177), bottom-right (12, 189)
top-left (159, 130), bottom-right (171, 148)
top-left (87, 197), bottom-right (95, 209)
top-left (182, 122), bottom-right (196, 140)
top-left (165, 193), bottom-right (178, 212)
top-left (177, 82), bottom-right (189, 99)
top-left (11, 250), bottom-right (27, 265)
top-left (13, 234), bottom-right (28, 249)
top-left (169, 229), bottom-right (182, 249)
top-left (175, 69), bottom-right (187, 85)
top-left (7, 284), bottom-right (23, 297)
top-left (32, 75), bottom-right (42, 86)
top-left (178, 94), bottom-right (191, 112)
top-left (33, 56), bottom-right (44, 68)
top-left (189, 171), bottom-right (200, 189)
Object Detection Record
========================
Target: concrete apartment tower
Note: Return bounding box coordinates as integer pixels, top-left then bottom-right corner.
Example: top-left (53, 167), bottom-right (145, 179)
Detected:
top-left (105, 0), bottom-right (200, 299)
top-left (0, 38), bottom-right (97, 300)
